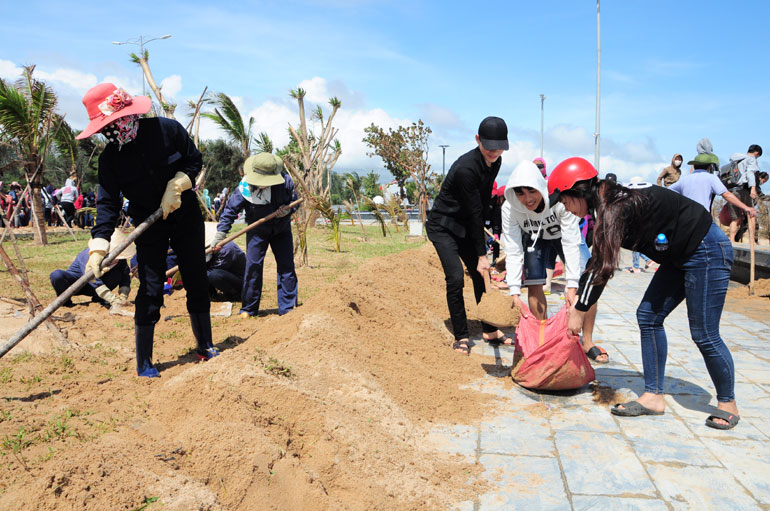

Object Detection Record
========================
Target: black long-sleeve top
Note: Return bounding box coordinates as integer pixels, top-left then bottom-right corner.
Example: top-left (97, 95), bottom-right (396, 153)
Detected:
top-left (575, 185), bottom-right (712, 311)
top-left (92, 117), bottom-right (203, 242)
top-left (429, 148), bottom-right (501, 256)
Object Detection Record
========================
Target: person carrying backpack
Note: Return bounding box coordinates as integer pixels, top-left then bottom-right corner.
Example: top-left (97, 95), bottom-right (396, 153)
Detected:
top-left (723, 144), bottom-right (762, 242)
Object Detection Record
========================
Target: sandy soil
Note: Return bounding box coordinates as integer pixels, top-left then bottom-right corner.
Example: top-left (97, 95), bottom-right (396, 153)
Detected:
top-left (725, 279), bottom-right (770, 323)
top-left (0, 245), bottom-right (499, 510)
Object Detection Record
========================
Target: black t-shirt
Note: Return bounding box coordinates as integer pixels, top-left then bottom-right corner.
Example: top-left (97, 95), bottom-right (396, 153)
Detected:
top-left (623, 185), bottom-right (712, 266)
top-left (576, 184), bottom-right (712, 311)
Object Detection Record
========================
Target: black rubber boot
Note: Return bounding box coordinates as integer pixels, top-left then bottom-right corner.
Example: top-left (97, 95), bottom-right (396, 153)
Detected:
top-left (135, 323), bottom-right (159, 378)
top-left (190, 312), bottom-right (219, 360)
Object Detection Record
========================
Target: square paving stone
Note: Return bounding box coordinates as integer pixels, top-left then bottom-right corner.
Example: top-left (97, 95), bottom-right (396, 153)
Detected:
top-left (572, 495), bottom-right (669, 511)
top-left (477, 454), bottom-right (569, 511)
top-left (647, 464), bottom-right (761, 510)
top-left (616, 414), bottom-right (693, 440)
top-left (736, 369), bottom-right (770, 385)
top-left (480, 413), bottom-right (553, 456)
top-left (700, 437), bottom-right (770, 504)
top-left (548, 405), bottom-right (620, 433)
top-left (427, 424), bottom-right (478, 460)
top-left (630, 435), bottom-right (720, 467)
top-left (555, 431), bottom-right (656, 496)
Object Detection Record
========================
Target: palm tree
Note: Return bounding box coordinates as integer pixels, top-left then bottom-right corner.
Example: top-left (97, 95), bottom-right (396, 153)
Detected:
top-left (202, 92), bottom-right (254, 173)
top-left (253, 132), bottom-right (274, 154)
top-left (0, 66), bottom-right (71, 245)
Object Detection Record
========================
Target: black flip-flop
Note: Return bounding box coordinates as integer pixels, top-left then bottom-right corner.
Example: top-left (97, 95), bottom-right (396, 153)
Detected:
top-left (705, 410), bottom-right (740, 430)
top-left (586, 346), bottom-right (609, 364)
top-left (611, 401), bottom-right (664, 417)
top-left (486, 334), bottom-right (513, 346)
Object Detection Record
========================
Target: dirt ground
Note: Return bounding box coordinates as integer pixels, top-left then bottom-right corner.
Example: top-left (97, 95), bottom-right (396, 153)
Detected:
top-left (0, 244), bottom-right (500, 510)
top-left (1, 237), bottom-right (766, 510)
top-left (725, 278), bottom-right (770, 323)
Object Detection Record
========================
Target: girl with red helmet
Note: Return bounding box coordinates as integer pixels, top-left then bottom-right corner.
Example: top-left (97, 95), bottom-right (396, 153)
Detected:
top-left (548, 157), bottom-right (740, 429)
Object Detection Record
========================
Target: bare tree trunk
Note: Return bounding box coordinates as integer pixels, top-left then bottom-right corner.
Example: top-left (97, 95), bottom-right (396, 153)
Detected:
top-left (137, 57), bottom-right (175, 119)
top-left (26, 163), bottom-right (48, 246)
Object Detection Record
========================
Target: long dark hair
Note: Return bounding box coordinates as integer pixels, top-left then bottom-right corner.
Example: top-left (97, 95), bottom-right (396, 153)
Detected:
top-left (563, 179), bottom-right (647, 286)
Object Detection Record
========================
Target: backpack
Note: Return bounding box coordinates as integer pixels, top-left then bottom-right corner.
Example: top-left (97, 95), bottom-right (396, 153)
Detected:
top-left (720, 159), bottom-right (743, 188)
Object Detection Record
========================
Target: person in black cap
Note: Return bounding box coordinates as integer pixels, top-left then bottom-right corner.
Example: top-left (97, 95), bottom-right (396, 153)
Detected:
top-left (426, 116), bottom-right (510, 355)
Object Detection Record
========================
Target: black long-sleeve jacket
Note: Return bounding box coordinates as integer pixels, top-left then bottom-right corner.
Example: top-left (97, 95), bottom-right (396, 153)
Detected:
top-left (428, 148), bottom-right (501, 256)
top-left (92, 117), bottom-right (202, 241)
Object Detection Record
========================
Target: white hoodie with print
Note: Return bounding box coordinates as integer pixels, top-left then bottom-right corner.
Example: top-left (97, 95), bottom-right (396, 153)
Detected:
top-left (501, 160), bottom-right (583, 295)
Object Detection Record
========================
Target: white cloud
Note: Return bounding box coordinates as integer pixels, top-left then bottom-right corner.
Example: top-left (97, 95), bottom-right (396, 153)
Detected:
top-left (0, 59), bottom-right (23, 80)
top-left (160, 74), bottom-right (182, 99)
top-left (297, 77), bottom-right (329, 104)
top-left (34, 68), bottom-right (99, 93)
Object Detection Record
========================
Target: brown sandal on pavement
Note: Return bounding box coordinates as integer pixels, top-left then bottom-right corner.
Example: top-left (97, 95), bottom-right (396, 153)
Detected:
top-left (485, 334), bottom-right (514, 346)
top-left (452, 340), bottom-right (470, 356)
top-left (586, 346), bottom-right (609, 363)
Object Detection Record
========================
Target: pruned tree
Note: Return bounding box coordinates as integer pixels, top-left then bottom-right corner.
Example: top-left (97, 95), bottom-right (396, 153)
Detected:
top-left (129, 50), bottom-right (176, 118)
top-left (363, 120), bottom-right (434, 223)
top-left (281, 87), bottom-right (342, 266)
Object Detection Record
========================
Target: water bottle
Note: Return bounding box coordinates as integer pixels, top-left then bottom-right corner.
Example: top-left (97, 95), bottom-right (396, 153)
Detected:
top-left (654, 233), bottom-right (669, 252)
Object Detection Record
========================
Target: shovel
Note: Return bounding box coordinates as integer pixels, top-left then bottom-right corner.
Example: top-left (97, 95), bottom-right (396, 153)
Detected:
top-left (749, 219), bottom-right (756, 296)
top-left (0, 207), bottom-right (164, 359)
top-left (165, 198), bottom-right (303, 278)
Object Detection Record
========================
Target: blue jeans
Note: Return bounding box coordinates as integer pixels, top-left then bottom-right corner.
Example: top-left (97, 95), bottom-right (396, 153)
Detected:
top-left (632, 251), bottom-right (650, 269)
top-left (522, 235), bottom-right (564, 286)
top-left (636, 223), bottom-right (735, 401)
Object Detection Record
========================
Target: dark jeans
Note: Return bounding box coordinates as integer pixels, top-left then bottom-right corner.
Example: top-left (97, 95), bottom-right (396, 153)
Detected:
top-left (208, 269), bottom-right (243, 300)
top-left (636, 223), bottom-right (735, 402)
top-left (427, 221), bottom-right (497, 340)
top-left (242, 226), bottom-right (297, 316)
top-left (60, 202), bottom-right (75, 226)
top-left (134, 198), bottom-right (210, 325)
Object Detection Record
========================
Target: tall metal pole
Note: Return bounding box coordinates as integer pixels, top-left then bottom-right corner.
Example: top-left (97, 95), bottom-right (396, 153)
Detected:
top-left (539, 94), bottom-right (546, 159)
top-left (439, 145), bottom-right (449, 178)
top-left (594, 0), bottom-right (601, 172)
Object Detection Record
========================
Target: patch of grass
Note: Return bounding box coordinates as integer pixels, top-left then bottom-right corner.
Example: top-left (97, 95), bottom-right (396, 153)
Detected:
top-left (19, 374), bottom-right (41, 390)
top-left (0, 410), bottom-right (11, 422)
top-left (10, 352), bottom-right (33, 365)
top-left (40, 409), bottom-right (78, 443)
top-left (264, 358), bottom-right (294, 379)
top-left (1, 426), bottom-right (33, 470)
top-left (131, 496), bottom-right (160, 511)
top-left (0, 367), bottom-right (12, 383)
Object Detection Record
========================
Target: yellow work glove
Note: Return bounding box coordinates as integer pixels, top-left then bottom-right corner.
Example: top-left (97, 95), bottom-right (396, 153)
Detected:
top-left (95, 285), bottom-right (119, 305)
top-left (161, 171), bottom-right (192, 219)
top-left (86, 237), bottom-right (110, 278)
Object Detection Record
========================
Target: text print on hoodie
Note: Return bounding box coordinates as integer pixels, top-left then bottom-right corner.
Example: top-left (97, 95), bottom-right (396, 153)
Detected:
top-left (500, 160), bottom-right (583, 296)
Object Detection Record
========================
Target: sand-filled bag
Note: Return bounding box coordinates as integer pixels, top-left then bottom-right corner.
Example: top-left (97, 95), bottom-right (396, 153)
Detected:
top-left (511, 304), bottom-right (595, 390)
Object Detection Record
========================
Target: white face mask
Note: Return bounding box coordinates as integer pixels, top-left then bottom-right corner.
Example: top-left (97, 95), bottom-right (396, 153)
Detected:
top-left (674, 159), bottom-right (682, 166)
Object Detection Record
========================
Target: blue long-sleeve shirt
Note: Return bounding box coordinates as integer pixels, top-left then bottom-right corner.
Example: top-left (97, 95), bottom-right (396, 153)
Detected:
top-left (92, 117), bottom-right (203, 242)
top-left (217, 174), bottom-right (298, 237)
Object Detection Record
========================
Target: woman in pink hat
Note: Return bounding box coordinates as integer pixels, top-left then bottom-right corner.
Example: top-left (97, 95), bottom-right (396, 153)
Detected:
top-left (77, 83), bottom-right (218, 377)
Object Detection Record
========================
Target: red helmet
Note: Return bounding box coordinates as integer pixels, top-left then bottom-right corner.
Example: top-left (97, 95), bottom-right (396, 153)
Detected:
top-left (547, 157), bottom-right (598, 203)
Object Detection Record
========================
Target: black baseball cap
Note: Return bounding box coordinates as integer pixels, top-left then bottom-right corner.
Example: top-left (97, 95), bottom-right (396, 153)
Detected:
top-left (478, 116), bottom-right (509, 151)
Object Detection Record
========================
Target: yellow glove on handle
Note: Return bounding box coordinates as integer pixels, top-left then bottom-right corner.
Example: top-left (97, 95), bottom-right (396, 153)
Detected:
top-left (161, 172), bottom-right (192, 219)
top-left (86, 237), bottom-right (110, 279)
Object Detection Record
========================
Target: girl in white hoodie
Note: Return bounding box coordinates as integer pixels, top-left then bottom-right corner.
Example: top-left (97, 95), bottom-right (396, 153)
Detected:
top-left (501, 161), bottom-right (606, 362)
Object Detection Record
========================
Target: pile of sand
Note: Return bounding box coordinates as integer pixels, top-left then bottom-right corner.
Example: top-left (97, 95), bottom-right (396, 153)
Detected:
top-left (0, 245), bottom-right (499, 510)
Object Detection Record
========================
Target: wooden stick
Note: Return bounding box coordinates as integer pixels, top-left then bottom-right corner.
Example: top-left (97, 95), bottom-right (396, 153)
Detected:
top-left (0, 244), bottom-right (67, 346)
top-left (0, 207), bottom-right (164, 359)
top-left (165, 198), bottom-right (304, 278)
top-left (749, 219), bottom-right (756, 296)
top-left (54, 204), bottom-right (79, 242)
top-left (484, 227), bottom-right (504, 248)
top-left (8, 228), bottom-right (29, 284)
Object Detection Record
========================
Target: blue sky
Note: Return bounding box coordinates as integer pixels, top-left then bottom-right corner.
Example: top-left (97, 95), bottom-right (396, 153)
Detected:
top-left (2, 0), bottom-right (768, 188)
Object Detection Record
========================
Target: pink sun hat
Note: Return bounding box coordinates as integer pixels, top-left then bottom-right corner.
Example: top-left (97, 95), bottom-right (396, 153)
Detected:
top-left (75, 83), bottom-right (151, 139)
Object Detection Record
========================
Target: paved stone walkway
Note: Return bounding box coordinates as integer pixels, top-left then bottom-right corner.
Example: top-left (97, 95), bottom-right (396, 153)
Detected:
top-left (432, 258), bottom-right (770, 510)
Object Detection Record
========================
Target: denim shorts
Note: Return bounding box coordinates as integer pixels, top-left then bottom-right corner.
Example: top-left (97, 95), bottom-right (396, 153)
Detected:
top-left (522, 234), bottom-right (591, 286)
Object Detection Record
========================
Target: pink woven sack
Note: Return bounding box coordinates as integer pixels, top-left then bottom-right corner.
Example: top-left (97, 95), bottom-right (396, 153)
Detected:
top-left (511, 304), bottom-right (595, 390)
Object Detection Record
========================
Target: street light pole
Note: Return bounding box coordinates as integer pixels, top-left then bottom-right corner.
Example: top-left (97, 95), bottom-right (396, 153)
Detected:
top-left (439, 145), bottom-right (449, 179)
top-left (594, 0), bottom-right (601, 172)
top-left (539, 94), bottom-right (546, 159)
top-left (112, 34), bottom-right (171, 96)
